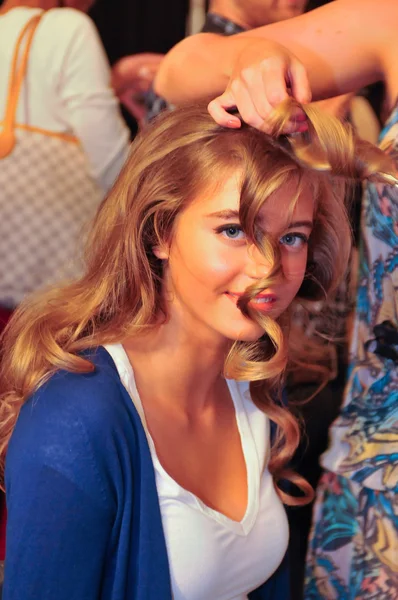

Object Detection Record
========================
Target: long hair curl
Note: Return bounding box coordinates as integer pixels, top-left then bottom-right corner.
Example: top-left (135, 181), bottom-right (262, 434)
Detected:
top-left (0, 102), bottom-right (396, 504)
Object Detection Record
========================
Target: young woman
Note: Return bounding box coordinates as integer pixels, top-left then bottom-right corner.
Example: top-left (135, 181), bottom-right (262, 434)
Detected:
top-left (154, 0), bottom-right (398, 597)
top-left (0, 103), bottom-right (394, 600)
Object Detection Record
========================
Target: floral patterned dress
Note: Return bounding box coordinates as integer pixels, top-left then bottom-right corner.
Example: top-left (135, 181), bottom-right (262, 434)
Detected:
top-left (304, 103), bottom-right (398, 599)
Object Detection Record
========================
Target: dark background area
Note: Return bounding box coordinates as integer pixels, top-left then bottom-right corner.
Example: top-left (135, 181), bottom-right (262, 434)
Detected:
top-left (89, 0), bottom-right (190, 64)
top-left (88, 0), bottom-right (190, 135)
top-left (89, 0), bottom-right (328, 66)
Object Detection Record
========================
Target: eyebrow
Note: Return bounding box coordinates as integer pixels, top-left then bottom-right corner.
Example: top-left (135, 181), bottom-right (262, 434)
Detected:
top-left (206, 210), bottom-right (240, 219)
top-left (287, 220), bottom-right (313, 229)
top-left (206, 211), bottom-right (313, 229)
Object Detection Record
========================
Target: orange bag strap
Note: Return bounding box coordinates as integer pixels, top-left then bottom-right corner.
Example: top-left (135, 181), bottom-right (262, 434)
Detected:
top-left (0, 13), bottom-right (43, 159)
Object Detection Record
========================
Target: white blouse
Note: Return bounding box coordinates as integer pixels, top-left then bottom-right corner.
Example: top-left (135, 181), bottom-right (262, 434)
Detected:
top-left (105, 343), bottom-right (289, 600)
top-left (0, 7), bottom-right (130, 192)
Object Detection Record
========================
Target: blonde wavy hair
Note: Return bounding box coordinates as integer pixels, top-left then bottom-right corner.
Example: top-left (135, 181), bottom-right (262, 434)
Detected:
top-left (0, 102), bottom-right (395, 504)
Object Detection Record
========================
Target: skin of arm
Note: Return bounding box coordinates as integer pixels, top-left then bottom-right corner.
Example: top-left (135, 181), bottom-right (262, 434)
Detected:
top-left (155, 0), bottom-right (398, 110)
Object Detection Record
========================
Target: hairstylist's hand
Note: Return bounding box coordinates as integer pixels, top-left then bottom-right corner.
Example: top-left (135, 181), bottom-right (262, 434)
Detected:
top-left (111, 53), bottom-right (164, 126)
top-left (208, 39), bottom-right (312, 134)
top-left (112, 54), bottom-right (164, 96)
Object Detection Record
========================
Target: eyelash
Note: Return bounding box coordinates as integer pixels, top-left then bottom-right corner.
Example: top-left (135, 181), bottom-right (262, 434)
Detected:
top-left (279, 232), bottom-right (309, 249)
top-left (215, 224), bottom-right (245, 241)
top-left (215, 225), bottom-right (309, 249)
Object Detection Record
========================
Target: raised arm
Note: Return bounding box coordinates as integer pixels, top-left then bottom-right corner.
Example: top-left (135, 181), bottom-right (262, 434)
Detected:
top-left (155, 0), bottom-right (398, 128)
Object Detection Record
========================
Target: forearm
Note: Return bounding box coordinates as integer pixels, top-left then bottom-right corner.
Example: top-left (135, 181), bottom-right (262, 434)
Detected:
top-left (155, 34), bottom-right (253, 104)
top-left (240, 0), bottom-right (387, 99)
top-left (155, 33), bottom-right (312, 105)
top-left (156, 0), bottom-right (393, 104)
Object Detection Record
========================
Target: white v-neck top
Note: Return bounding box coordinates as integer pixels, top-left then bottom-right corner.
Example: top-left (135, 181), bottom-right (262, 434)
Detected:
top-left (104, 344), bottom-right (289, 600)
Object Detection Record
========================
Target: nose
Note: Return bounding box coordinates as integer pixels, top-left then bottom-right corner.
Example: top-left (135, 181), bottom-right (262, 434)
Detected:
top-left (244, 244), bottom-right (273, 280)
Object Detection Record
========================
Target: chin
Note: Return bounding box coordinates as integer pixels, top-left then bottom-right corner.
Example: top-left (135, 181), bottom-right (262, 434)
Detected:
top-left (225, 326), bottom-right (265, 343)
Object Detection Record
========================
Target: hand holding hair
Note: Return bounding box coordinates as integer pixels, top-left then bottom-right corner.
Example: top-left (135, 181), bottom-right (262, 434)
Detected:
top-left (269, 98), bottom-right (398, 186)
top-left (207, 39), bottom-right (311, 133)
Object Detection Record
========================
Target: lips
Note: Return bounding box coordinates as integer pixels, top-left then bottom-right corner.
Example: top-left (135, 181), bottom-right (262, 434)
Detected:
top-left (225, 292), bottom-right (277, 306)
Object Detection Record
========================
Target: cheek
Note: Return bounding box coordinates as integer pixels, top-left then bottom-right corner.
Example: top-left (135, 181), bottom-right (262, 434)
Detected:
top-left (199, 247), bottom-right (240, 281)
top-left (171, 233), bottom-right (241, 286)
top-left (282, 249), bottom-right (308, 284)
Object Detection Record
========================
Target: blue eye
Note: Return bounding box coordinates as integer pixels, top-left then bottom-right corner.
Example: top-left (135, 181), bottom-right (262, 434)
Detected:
top-left (280, 233), bottom-right (308, 248)
top-left (216, 225), bottom-right (246, 240)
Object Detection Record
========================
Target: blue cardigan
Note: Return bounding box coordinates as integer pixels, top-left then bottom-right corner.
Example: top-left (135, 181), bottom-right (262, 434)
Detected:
top-left (4, 346), bottom-right (289, 600)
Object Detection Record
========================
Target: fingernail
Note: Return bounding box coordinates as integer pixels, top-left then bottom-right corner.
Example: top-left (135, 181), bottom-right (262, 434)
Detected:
top-left (227, 119), bottom-right (241, 128)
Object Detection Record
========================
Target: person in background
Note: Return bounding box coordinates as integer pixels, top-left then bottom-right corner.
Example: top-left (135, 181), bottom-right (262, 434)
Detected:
top-left (154, 0), bottom-right (398, 596)
top-left (111, 0), bottom-right (307, 126)
top-left (0, 0), bottom-right (130, 315)
top-left (111, 52), bottom-right (164, 125)
top-left (1, 102), bottom-right (393, 600)
top-left (0, 0), bottom-right (130, 581)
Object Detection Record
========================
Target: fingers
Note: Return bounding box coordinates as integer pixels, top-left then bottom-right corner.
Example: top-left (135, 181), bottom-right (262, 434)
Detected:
top-left (208, 62), bottom-right (287, 131)
top-left (259, 59), bottom-right (291, 108)
top-left (239, 59), bottom-right (309, 133)
top-left (207, 40), bottom-right (312, 134)
top-left (230, 79), bottom-right (268, 129)
top-left (208, 90), bottom-right (307, 133)
top-left (208, 60), bottom-right (311, 132)
top-left (239, 65), bottom-right (277, 129)
top-left (288, 59), bottom-right (312, 104)
top-left (208, 79), bottom-right (307, 134)
top-left (208, 89), bottom-right (242, 128)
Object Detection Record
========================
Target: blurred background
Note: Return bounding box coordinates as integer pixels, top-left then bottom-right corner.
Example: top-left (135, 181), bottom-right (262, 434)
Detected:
top-left (0, 0), bottom-right (331, 134)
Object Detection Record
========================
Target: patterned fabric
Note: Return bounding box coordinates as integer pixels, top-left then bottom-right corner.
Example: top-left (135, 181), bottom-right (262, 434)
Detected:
top-left (0, 129), bottom-right (102, 308)
top-left (321, 102), bottom-right (398, 493)
top-left (200, 12), bottom-right (245, 35)
top-left (305, 471), bottom-right (398, 599)
top-left (145, 13), bottom-right (245, 123)
top-left (305, 104), bottom-right (398, 599)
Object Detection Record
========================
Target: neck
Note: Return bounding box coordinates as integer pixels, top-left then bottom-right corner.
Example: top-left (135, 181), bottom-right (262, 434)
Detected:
top-left (209, 0), bottom-right (268, 29)
top-left (0, 0), bottom-right (59, 11)
top-left (123, 322), bottom-right (232, 417)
